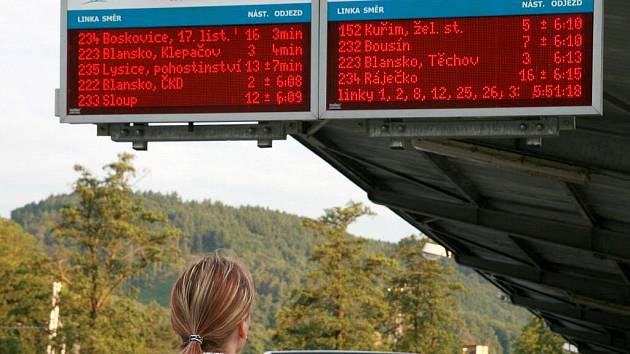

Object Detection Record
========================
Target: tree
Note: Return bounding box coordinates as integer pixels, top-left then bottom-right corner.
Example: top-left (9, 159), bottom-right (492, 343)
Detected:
top-left (388, 236), bottom-right (463, 354)
top-left (0, 219), bottom-right (52, 353)
top-left (513, 316), bottom-right (565, 354)
top-left (11, 190), bottom-right (533, 354)
top-left (273, 202), bottom-right (392, 350)
top-left (53, 153), bottom-right (181, 353)
top-left (81, 296), bottom-right (179, 354)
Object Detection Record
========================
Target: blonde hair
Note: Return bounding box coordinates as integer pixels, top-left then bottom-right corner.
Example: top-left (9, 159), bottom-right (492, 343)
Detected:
top-left (170, 253), bottom-right (255, 354)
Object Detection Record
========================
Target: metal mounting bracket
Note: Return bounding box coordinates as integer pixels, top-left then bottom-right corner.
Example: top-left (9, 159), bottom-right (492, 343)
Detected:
top-left (54, 89), bottom-right (61, 118)
top-left (367, 116), bottom-right (576, 140)
top-left (97, 121), bottom-right (302, 151)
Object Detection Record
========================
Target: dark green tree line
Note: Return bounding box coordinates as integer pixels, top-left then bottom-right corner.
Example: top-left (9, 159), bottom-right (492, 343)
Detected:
top-left (513, 316), bottom-right (566, 354)
top-left (273, 204), bottom-right (466, 352)
top-left (388, 236), bottom-right (463, 353)
top-left (274, 202), bottom-right (392, 350)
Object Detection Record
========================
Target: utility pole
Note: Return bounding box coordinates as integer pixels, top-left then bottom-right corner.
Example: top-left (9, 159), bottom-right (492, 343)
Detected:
top-left (47, 281), bottom-right (63, 354)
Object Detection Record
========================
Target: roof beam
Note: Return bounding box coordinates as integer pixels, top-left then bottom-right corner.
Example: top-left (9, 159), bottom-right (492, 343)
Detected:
top-left (549, 325), bottom-right (630, 353)
top-left (392, 209), bottom-right (525, 299)
top-left (576, 347), bottom-right (622, 354)
top-left (617, 262), bottom-right (630, 285)
top-left (413, 139), bottom-right (590, 184)
top-left (561, 182), bottom-right (598, 227)
top-left (604, 91), bottom-right (630, 116)
top-left (509, 236), bottom-right (547, 270)
top-left (456, 254), bottom-right (630, 305)
top-left (368, 189), bottom-right (630, 263)
top-left (413, 139), bottom-right (630, 192)
top-left (421, 152), bottom-right (482, 205)
top-left (512, 296), bottom-right (630, 332)
top-left (431, 218), bottom-right (630, 291)
top-left (429, 226), bottom-right (533, 266)
top-left (398, 210), bottom-right (630, 341)
top-left (325, 147), bottom-right (467, 203)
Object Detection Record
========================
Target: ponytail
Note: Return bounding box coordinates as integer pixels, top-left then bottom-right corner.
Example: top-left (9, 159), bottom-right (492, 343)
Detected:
top-left (180, 340), bottom-right (203, 354)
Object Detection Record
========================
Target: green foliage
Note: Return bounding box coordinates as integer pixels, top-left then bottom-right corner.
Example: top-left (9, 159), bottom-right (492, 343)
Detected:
top-left (0, 218), bottom-right (52, 353)
top-left (132, 192), bottom-right (328, 354)
top-left (388, 237), bottom-right (463, 354)
top-left (274, 202), bottom-right (393, 350)
top-left (73, 296), bottom-right (178, 354)
top-left (0, 336), bottom-right (24, 354)
top-left (12, 191), bottom-right (326, 354)
top-left (11, 190), bottom-right (531, 353)
top-left (50, 154), bottom-right (181, 353)
top-left (454, 264), bottom-right (530, 354)
top-left (513, 316), bottom-right (565, 354)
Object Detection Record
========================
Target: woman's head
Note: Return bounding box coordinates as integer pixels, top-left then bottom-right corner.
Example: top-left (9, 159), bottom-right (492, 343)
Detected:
top-left (170, 252), bottom-right (255, 354)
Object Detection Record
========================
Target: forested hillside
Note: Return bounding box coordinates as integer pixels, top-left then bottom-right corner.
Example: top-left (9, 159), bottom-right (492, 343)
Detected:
top-left (12, 192), bottom-right (529, 354)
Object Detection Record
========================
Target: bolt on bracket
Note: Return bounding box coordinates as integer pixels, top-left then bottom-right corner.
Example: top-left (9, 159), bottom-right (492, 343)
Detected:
top-left (97, 122), bottom-right (302, 150)
top-left (367, 116), bottom-right (576, 139)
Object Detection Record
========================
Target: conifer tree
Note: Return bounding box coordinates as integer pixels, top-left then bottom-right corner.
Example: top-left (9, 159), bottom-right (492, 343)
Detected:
top-left (388, 236), bottom-right (463, 354)
top-left (273, 202), bottom-right (392, 350)
top-left (53, 154), bottom-right (180, 353)
top-left (513, 316), bottom-right (565, 354)
top-left (0, 219), bottom-right (51, 353)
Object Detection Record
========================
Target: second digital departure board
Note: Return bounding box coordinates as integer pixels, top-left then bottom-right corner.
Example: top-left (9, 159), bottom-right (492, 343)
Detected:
top-left (323, 0), bottom-right (603, 118)
top-left (61, 0), bottom-right (317, 123)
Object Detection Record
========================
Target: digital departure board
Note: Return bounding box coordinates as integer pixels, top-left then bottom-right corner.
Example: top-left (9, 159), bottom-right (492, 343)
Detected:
top-left (60, 0), bottom-right (318, 123)
top-left (321, 0), bottom-right (603, 119)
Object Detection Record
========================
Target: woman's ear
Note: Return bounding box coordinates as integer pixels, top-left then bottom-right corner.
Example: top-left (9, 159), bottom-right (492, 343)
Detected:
top-left (239, 316), bottom-right (251, 339)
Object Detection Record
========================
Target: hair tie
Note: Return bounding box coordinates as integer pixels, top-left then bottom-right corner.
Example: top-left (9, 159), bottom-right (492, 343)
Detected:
top-left (189, 334), bottom-right (203, 344)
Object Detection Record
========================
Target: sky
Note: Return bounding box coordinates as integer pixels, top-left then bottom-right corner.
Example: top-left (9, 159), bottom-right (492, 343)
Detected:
top-left (0, 1), bottom-right (418, 243)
